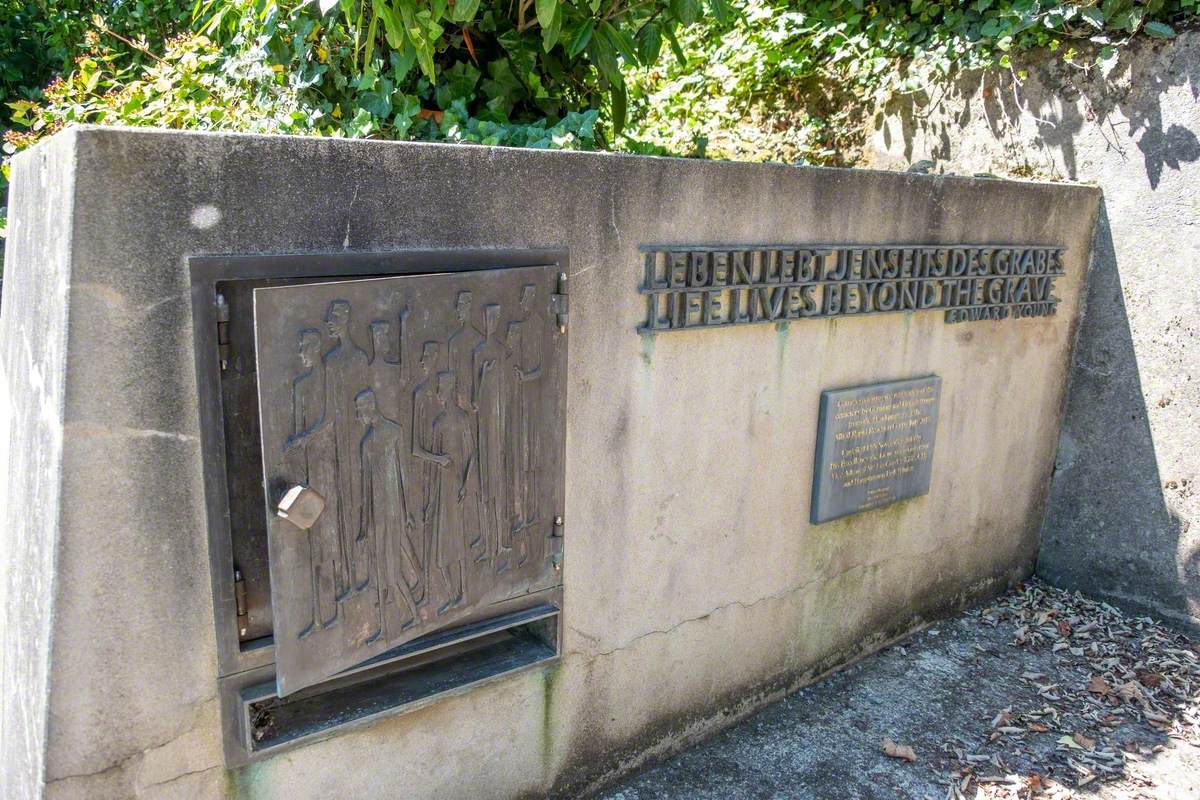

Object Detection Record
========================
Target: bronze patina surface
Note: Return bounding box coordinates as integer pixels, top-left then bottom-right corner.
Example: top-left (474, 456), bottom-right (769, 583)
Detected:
top-left (253, 267), bottom-right (566, 696)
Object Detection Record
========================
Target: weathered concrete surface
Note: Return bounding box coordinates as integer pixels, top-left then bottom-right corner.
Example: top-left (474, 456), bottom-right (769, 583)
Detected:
top-left (600, 580), bottom-right (1200, 800)
top-left (864, 33), bottom-right (1200, 633)
top-left (1, 128), bottom-right (1098, 799)
top-left (0, 131), bottom-right (76, 800)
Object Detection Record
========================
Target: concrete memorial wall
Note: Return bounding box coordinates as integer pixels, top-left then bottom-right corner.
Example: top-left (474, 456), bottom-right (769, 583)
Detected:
top-left (0, 127), bottom-right (1099, 799)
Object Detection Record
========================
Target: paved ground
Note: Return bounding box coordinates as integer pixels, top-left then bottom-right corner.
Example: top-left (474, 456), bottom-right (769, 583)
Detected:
top-left (598, 580), bottom-right (1200, 800)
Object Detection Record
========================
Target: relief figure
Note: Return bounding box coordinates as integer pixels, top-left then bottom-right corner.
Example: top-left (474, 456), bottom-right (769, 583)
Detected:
top-left (384, 295), bottom-right (420, 563)
top-left (422, 371), bottom-right (475, 614)
top-left (447, 290), bottom-right (485, 411)
top-left (284, 328), bottom-right (339, 638)
top-left (447, 290), bottom-right (485, 557)
top-left (501, 321), bottom-right (527, 568)
top-left (472, 304), bottom-right (505, 566)
top-left (355, 388), bottom-right (419, 642)
top-left (516, 284), bottom-right (545, 548)
top-left (322, 300), bottom-right (371, 598)
top-left (411, 341), bottom-right (442, 598)
top-left (369, 319), bottom-right (403, 423)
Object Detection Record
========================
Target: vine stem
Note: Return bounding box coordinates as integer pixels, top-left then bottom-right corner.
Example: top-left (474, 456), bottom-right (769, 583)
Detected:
top-left (94, 21), bottom-right (167, 65)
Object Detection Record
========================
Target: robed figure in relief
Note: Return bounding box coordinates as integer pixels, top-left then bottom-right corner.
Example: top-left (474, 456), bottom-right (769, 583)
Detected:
top-left (284, 328), bottom-right (340, 639)
top-left (424, 371), bottom-right (475, 613)
top-left (472, 304), bottom-right (505, 566)
top-left (411, 341), bottom-right (442, 590)
top-left (322, 299), bottom-right (371, 597)
top-left (356, 388), bottom-right (421, 642)
top-left (514, 285), bottom-right (545, 566)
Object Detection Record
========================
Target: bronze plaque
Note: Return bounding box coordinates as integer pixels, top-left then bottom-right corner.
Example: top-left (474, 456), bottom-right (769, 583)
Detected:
top-left (810, 376), bottom-right (941, 524)
top-left (253, 266), bottom-right (565, 696)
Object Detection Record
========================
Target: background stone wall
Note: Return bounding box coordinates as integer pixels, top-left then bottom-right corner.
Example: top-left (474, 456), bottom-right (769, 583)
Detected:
top-left (864, 33), bottom-right (1200, 633)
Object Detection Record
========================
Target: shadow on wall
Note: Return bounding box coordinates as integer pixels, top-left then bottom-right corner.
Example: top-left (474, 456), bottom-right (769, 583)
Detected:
top-left (1038, 199), bottom-right (1197, 634)
top-left (876, 37), bottom-right (1200, 187)
top-left (872, 38), bottom-right (1200, 633)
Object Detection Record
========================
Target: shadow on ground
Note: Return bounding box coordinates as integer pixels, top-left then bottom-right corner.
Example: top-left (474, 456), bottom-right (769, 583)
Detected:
top-left (597, 580), bottom-right (1199, 800)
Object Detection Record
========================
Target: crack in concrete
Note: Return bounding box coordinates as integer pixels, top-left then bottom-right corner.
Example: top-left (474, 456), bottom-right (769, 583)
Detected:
top-left (342, 184), bottom-right (360, 249)
top-left (139, 764), bottom-right (222, 792)
top-left (43, 696), bottom-right (217, 788)
top-left (608, 193), bottom-right (620, 244)
top-left (568, 567), bottom-right (846, 662)
top-left (567, 546), bottom-right (962, 662)
top-left (45, 751), bottom-right (135, 786)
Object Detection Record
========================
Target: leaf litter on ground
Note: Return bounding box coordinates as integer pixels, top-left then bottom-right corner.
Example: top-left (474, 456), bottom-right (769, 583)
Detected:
top-left (925, 579), bottom-right (1198, 798)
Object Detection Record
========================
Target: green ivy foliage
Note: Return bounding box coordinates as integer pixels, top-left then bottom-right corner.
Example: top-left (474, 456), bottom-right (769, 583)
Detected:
top-left (1, 0), bottom-right (1197, 253)
top-left (0, 0), bottom-right (727, 243)
top-left (623, 0), bottom-right (1199, 163)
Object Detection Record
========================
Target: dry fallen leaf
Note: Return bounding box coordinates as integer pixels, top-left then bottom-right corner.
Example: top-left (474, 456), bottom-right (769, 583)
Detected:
top-left (991, 707), bottom-right (1013, 728)
top-left (1136, 671), bottom-right (1163, 688)
top-left (1072, 732), bottom-right (1096, 750)
top-left (881, 737), bottom-right (918, 762)
top-left (1057, 734), bottom-right (1084, 751)
top-left (1115, 680), bottom-right (1149, 707)
top-left (1028, 722), bottom-right (1050, 733)
top-left (1087, 675), bottom-right (1110, 696)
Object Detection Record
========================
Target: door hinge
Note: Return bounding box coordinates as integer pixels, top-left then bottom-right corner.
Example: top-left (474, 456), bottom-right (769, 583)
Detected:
top-left (234, 567), bottom-right (249, 638)
top-left (216, 292), bottom-right (231, 370)
top-left (551, 515), bottom-right (563, 571)
top-left (551, 272), bottom-right (568, 333)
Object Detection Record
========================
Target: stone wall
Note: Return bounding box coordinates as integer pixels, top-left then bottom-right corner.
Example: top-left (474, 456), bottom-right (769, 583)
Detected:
top-left (1, 128), bottom-right (1098, 799)
top-left (864, 33), bottom-right (1200, 633)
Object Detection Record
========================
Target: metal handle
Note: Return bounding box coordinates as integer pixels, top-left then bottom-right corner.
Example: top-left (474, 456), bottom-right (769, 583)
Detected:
top-left (276, 485), bottom-right (326, 529)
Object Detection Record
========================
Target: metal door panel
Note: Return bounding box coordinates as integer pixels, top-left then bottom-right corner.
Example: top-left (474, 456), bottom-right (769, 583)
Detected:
top-left (253, 266), bottom-right (564, 696)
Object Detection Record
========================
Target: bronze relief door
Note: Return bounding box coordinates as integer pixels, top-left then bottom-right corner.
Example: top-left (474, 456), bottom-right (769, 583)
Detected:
top-left (253, 266), bottom-right (565, 696)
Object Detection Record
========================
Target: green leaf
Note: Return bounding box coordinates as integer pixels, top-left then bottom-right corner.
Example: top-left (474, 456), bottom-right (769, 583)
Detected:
top-left (706, 0), bottom-right (732, 24)
top-left (535, 0), bottom-right (558, 29)
top-left (358, 88), bottom-right (392, 118)
top-left (662, 23), bottom-right (687, 65)
top-left (449, 0), bottom-right (480, 22)
top-left (542, 6), bottom-right (564, 53)
top-left (609, 79), bottom-right (626, 136)
top-left (1143, 21), bottom-right (1175, 39)
top-left (600, 21), bottom-right (638, 64)
top-left (588, 35), bottom-right (620, 85)
top-left (636, 23), bottom-right (663, 64)
top-left (1080, 7), bottom-right (1105, 29)
top-left (437, 60), bottom-right (480, 108)
top-left (480, 58), bottom-right (523, 111)
top-left (567, 20), bottom-right (595, 58)
top-left (669, 0), bottom-right (701, 26)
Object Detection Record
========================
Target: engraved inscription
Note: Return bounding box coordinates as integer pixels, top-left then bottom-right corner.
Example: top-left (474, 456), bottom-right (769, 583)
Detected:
top-left (639, 245), bottom-right (1067, 333)
top-left (254, 267), bottom-right (563, 695)
top-left (810, 376), bottom-right (941, 524)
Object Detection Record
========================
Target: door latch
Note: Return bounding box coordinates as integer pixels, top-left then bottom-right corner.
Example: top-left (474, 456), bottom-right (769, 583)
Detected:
top-left (276, 485), bottom-right (326, 529)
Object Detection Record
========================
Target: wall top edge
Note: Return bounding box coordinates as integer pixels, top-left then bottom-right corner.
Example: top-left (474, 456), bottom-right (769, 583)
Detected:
top-left (40, 123), bottom-right (1102, 195)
